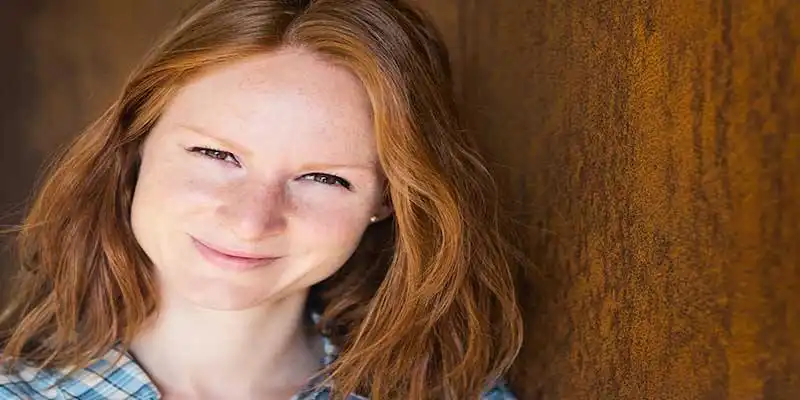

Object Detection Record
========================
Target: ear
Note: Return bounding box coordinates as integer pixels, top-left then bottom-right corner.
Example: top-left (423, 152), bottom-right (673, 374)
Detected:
top-left (370, 187), bottom-right (394, 222)
top-left (373, 201), bottom-right (393, 222)
top-left (371, 181), bottom-right (393, 222)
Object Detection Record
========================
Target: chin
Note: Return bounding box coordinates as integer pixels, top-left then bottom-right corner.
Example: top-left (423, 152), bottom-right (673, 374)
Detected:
top-left (163, 273), bottom-right (281, 311)
top-left (186, 290), bottom-right (276, 311)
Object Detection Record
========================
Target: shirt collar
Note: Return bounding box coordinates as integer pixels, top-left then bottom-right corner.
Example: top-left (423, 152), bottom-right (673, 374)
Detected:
top-left (53, 312), bottom-right (341, 399)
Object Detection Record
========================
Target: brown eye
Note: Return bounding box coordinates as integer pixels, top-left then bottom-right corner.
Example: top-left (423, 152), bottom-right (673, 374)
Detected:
top-left (189, 147), bottom-right (240, 166)
top-left (301, 173), bottom-right (352, 190)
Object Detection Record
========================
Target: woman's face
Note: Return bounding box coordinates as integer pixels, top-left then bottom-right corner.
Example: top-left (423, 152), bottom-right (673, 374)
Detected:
top-left (130, 48), bottom-right (387, 310)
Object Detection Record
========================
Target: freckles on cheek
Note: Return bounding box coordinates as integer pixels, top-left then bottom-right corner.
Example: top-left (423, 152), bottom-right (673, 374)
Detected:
top-left (301, 203), bottom-right (369, 240)
top-left (154, 166), bottom-right (226, 215)
top-left (180, 181), bottom-right (231, 219)
top-left (293, 195), bottom-right (370, 224)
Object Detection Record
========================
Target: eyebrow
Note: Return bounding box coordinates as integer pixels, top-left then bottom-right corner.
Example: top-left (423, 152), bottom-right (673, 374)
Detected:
top-left (176, 123), bottom-right (252, 158)
top-left (176, 123), bottom-right (378, 172)
top-left (299, 161), bottom-right (378, 173)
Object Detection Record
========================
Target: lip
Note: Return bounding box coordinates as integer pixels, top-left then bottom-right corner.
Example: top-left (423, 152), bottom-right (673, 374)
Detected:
top-left (190, 236), bottom-right (279, 271)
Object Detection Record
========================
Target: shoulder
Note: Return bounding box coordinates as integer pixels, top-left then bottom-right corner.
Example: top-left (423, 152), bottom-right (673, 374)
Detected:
top-left (1, 348), bottom-right (160, 400)
top-left (481, 378), bottom-right (517, 400)
top-left (0, 360), bottom-right (61, 399)
top-left (300, 379), bottom-right (516, 400)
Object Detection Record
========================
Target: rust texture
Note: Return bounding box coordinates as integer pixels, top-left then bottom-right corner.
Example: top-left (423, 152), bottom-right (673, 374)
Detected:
top-left (450, 0), bottom-right (799, 398)
top-left (1, 1), bottom-right (798, 398)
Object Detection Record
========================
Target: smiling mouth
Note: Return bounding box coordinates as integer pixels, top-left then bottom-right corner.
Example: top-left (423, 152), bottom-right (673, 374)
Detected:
top-left (190, 236), bottom-right (280, 271)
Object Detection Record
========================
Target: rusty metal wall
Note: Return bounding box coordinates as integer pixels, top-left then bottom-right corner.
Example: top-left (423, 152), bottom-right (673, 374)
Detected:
top-left (1, 1), bottom-right (798, 398)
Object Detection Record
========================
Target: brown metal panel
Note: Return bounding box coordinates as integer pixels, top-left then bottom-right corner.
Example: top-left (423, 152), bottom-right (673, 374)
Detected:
top-left (0, 0), bottom-right (195, 297)
top-left (457, 0), bottom-right (799, 398)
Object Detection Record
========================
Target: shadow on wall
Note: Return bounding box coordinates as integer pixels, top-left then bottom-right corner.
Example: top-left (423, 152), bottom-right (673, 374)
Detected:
top-left (0, 0), bottom-right (197, 301)
top-left (0, 1), bottom-right (47, 300)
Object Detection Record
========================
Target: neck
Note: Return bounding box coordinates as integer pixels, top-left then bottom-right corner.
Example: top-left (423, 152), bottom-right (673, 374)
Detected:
top-left (129, 289), bottom-right (323, 398)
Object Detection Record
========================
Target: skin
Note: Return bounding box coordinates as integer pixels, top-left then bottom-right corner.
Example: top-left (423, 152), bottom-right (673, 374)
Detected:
top-left (128, 47), bottom-right (391, 399)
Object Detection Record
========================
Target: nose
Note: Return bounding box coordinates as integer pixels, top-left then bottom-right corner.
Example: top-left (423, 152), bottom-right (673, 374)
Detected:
top-left (216, 181), bottom-right (287, 242)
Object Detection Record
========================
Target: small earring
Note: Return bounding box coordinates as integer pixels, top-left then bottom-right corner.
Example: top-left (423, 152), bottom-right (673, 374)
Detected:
top-left (369, 216), bottom-right (379, 223)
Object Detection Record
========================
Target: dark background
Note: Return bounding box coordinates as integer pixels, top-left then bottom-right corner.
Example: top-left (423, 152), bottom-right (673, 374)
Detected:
top-left (1, 0), bottom-right (798, 398)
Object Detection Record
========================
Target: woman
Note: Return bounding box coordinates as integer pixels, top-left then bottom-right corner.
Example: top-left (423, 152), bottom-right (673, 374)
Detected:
top-left (0, 0), bottom-right (522, 398)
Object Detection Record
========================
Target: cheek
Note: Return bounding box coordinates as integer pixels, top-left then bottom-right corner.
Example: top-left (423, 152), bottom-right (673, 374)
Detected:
top-left (299, 207), bottom-right (369, 256)
top-left (289, 179), bottom-right (379, 219)
top-left (162, 157), bottom-right (229, 201)
top-left (287, 183), bottom-right (381, 258)
top-left (298, 226), bottom-right (365, 284)
top-left (131, 157), bottom-right (227, 236)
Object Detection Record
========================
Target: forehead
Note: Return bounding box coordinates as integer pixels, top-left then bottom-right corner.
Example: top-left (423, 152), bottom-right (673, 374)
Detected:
top-left (158, 48), bottom-right (375, 155)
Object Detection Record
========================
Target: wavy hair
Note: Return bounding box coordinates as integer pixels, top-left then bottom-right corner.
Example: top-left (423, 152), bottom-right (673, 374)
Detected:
top-left (0, 0), bottom-right (522, 398)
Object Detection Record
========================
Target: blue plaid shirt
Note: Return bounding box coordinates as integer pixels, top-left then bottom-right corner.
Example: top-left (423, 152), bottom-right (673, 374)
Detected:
top-left (1, 333), bottom-right (516, 399)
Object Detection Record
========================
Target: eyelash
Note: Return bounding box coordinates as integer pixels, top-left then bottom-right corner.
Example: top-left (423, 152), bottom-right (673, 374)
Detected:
top-left (190, 147), bottom-right (239, 166)
top-left (187, 146), bottom-right (353, 190)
